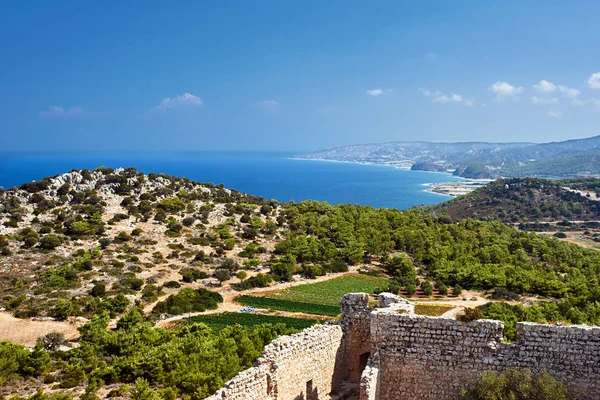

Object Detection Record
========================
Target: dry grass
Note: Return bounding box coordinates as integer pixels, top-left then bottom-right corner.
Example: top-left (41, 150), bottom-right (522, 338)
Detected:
top-left (414, 303), bottom-right (456, 317)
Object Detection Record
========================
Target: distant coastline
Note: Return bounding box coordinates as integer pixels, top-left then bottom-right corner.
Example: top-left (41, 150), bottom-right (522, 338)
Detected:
top-left (290, 156), bottom-right (488, 198)
top-left (289, 156), bottom-right (412, 170)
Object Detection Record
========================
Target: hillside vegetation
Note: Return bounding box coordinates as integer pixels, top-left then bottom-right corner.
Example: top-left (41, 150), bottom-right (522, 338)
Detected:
top-left (0, 167), bottom-right (283, 320)
top-left (2, 169), bottom-right (600, 320)
top-left (431, 178), bottom-right (600, 224)
top-left (0, 308), bottom-right (301, 399)
top-left (503, 148), bottom-right (600, 177)
top-left (3, 169), bottom-right (600, 397)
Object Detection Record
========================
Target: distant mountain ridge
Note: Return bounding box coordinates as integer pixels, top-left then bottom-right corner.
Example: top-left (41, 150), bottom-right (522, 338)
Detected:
top-left (296, 135), bottom-right (600, 179)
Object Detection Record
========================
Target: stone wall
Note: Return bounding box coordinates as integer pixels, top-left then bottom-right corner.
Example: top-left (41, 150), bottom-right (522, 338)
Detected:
top-left (359, 352), bottom-right (379, 400)
top-left (377, 293), bottom-right (414, 314)
top-left (206, 324), bottom-right (344, 400)
top-left (207, 293), bottom-right (600, 400)
top-left (340, 293), bottom-right (374, 384)
top-left (205, 365), bottom-right (271, 400)
top-left (369, 307), bottom-right (600, 399)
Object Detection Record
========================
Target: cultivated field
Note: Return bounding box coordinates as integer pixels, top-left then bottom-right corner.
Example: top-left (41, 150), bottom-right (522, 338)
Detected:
top-left (188, 311), bottom-right (320, 331)
top-left (261, 273), bottom-right (388, 305)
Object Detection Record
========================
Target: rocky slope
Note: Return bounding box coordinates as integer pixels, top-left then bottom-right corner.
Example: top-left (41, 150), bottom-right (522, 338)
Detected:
top-left (0, 167), bottom-right (282, 321)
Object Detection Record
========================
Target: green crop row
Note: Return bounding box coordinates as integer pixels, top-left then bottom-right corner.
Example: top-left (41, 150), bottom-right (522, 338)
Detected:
top-left (235, 295), bottom-right (340, 316)
top-left (188, 312), bottom-right (320, 331)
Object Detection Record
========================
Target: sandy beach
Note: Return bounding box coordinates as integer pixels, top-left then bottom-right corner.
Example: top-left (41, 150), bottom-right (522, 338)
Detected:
top-left (425, 180), bottom-right (492, 196)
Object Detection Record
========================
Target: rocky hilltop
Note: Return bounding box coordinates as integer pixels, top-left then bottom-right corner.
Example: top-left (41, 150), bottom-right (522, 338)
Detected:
top-left (0, 167), bottom-right (281, 320)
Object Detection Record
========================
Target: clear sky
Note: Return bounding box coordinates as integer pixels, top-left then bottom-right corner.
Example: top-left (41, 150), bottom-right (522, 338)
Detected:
top-left (1, 1), bottom-right (599, 151)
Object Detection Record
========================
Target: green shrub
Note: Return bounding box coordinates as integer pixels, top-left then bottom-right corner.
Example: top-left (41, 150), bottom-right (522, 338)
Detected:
top-left (50, 300), bottom-right (80, 320)
top-left (152, 288), bottom-right (222, 316)
top-left (458, 369), bottom-right (571, 400)
top-left (421, 281), bottom-right (433, 296)
top-left (131, 228), bottom-right (143, 237)
top-left (182, 217), bottom-right (195, 227)
top-left (39, 234), bottom-right (61, 250)
top-left (232, 273), bottom-right (273, 291)
top-left (157, 197), bottom-right (185, 213)
top-left (163, 280), bottom-right (181, 289)
top-left (113, 231), bottom-right (131, 243)
top-left (438, 283), bottom-right (448, 296)
top-left (166, 218), bottom-right (183, 234)
top-left (0, 341), bottom-right (50, 385)
top-left (90, 282), bottom-right (106, 297)
top-left (180, 268), bottom-right (209, 283)
top-left (453, 285), bottom-right (463, 297)
top-left (458, 307), bottom-right (484, 323)
top-left (214, 269), bottom-right (231, 285)
top-left (38, 332), bottom-right (67, 351)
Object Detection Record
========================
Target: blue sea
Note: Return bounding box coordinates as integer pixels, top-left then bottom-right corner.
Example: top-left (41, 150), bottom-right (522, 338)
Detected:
top-left (0, 152), bottom-right (462, 210)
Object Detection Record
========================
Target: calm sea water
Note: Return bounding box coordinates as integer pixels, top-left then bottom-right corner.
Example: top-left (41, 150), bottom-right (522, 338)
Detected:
top-left (0, 152), bottom-right (462, 210)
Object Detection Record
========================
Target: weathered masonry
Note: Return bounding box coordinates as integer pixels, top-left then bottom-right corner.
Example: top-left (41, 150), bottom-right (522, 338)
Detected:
top-left (206, 293), bottom-right (600, 399)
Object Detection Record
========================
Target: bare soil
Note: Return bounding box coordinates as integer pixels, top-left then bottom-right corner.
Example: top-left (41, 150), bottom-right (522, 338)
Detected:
top-left (0, 312), bottom-right (80, 347)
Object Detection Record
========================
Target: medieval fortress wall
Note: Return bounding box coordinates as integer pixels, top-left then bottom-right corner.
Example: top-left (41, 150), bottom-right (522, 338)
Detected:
top-left (207, 293), bottom-right (600, 400)
top-left (206, 324), bottom-right (344, 400)
top-left (371, 307), bottom-right (600, 399)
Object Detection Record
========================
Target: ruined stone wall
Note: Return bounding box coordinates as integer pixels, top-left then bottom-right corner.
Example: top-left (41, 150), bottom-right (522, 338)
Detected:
top-left (359, 352), bottom-right (379, 400)
top-left (205, 365), bottom-right (271, 400)
top-left (340, 293), bottom-right (374, 384)
top-left (206, 324), bottom-right (343, 400)
top-left (370, 310), bottom-right (600, 400)
top-left (208, 293), bottom-right (600, 400)
top-left (265, 324), bottom-right (344, 400)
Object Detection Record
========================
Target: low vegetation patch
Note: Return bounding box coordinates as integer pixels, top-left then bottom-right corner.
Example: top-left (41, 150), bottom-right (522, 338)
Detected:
top-left (152, 287), bottom-right (222, 317)
top-left (459, 368), bottom-right (571, 400)
top-left (476, 302), bottom-right (586, 342)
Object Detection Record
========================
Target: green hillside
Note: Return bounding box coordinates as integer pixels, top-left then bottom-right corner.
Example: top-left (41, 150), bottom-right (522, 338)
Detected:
top-left (503, 148), bottom-right (600, 178)
top-left (431, 178), bottom-right (600, 223)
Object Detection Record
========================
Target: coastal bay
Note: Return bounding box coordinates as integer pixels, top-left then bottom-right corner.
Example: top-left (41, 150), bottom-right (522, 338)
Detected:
top-left (0, 151), bottom-right (463, 210)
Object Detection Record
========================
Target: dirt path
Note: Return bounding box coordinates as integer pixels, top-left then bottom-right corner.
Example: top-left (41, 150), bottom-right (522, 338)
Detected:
top-left (536, 231), bottom-right (600, 250)
top-left (415, 290), bottom-right (539, 319)
top-left (0, 312), bottom-right (80, 347)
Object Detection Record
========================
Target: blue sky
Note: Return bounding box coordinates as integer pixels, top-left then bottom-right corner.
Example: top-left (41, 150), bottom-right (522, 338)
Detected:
top-left (1, 1), bottom-right (599, 151)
